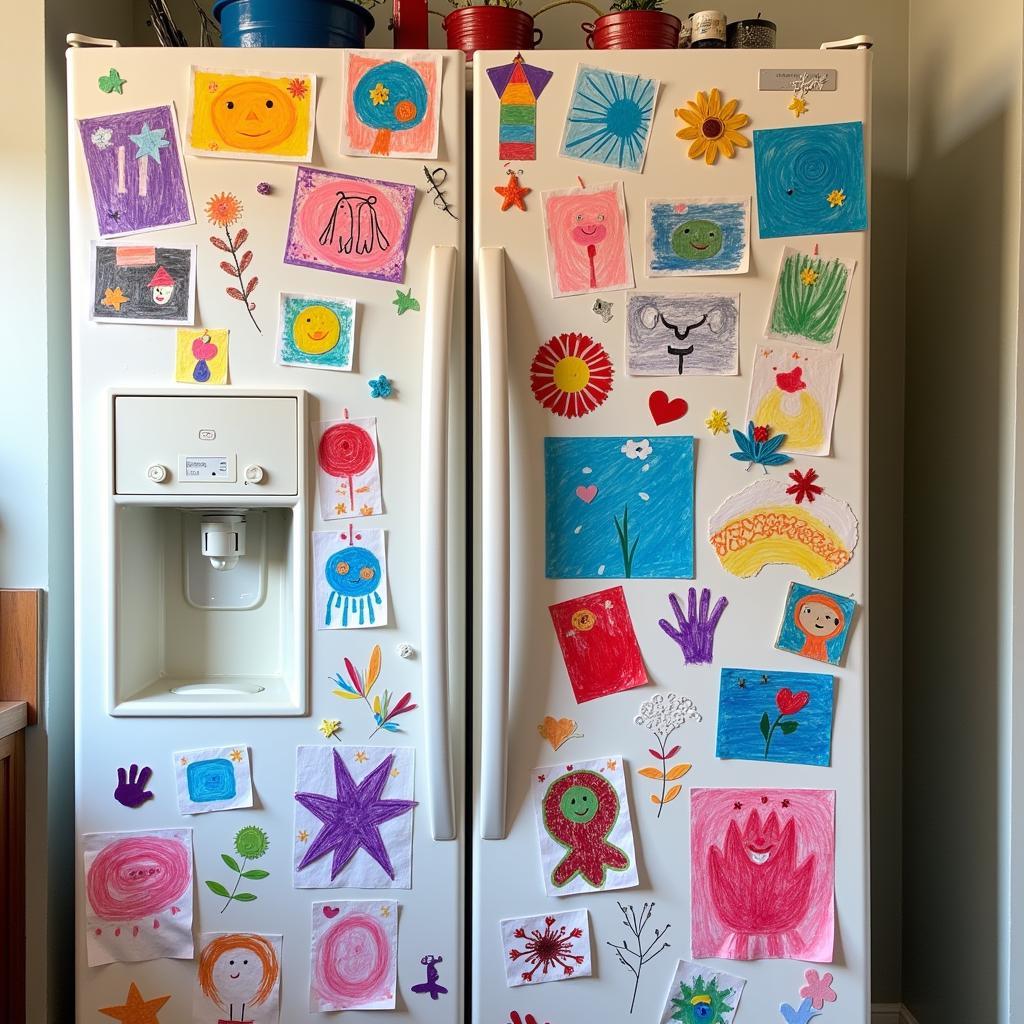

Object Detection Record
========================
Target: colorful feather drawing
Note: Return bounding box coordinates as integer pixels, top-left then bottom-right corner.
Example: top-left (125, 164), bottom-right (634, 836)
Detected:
top-left (331, 644), bottom-right (418, 738)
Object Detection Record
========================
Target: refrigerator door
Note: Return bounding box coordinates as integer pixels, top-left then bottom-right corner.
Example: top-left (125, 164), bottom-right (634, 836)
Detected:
top-left (473, 50), bottom-right (869, 1022)
top-left (69, 46), bottom-right (464, 1022)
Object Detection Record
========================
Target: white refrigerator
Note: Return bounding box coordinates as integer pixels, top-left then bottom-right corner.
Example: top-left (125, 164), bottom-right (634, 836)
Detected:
top-left (68, 44), bottom-right (466, 1023)
top-left (471, 48), bottom-right (870, 1024)
top-left (68, 39), bottom-right (871, 1024)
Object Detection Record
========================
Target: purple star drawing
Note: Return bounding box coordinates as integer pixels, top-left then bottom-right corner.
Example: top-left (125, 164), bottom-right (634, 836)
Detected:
top-left (295, 749), bottom-right (417, 881)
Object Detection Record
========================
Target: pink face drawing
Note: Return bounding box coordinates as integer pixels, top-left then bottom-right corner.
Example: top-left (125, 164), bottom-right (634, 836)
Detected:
top-left (570, 210), bottom-right (608, 247)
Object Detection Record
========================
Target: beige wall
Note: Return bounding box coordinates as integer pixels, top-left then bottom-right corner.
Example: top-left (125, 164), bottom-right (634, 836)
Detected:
top-left (904, 0), bottom-right (1023, 1020)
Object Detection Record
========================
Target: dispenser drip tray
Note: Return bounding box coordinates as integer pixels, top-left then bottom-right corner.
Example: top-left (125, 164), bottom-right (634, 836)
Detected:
top-left (170, 680), bottom-right (267, 696)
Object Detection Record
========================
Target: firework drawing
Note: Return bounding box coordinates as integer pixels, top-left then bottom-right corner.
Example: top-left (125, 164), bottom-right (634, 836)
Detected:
top-left (500, 910), bottom-right (592, 988)
top-left (559, 65), bottom-right (658, 173)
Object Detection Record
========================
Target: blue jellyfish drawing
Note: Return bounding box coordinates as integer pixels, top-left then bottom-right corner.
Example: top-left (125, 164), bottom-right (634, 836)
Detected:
top-left (353, 61), bottom-right (428, 156)
top-left (324, 545), bottom-right (383, 626)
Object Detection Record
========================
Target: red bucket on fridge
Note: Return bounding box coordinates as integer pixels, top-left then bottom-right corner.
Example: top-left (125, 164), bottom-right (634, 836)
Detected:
top-left (443, 5), bottom-right (542, 60)
top-left (582, 10), bottom-right (681, 49)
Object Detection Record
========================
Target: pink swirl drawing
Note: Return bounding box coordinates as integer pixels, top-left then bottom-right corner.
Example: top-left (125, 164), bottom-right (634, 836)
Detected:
top-left (86, 836), bottom-right (190, 921)
top-left (313, 913), bottom-right (392, 1007)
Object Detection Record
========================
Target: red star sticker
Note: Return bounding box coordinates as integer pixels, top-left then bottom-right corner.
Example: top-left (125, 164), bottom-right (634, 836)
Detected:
top-left (495, 171), bottom-right (531, 212)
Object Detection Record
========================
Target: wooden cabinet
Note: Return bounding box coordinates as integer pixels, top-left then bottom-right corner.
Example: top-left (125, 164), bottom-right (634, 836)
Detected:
top-left (0, 711), bottom-right (26, 1024)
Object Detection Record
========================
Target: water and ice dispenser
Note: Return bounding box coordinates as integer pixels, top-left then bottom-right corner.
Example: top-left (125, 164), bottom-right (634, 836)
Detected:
top-left (108, 388), bottom-right (308, 715)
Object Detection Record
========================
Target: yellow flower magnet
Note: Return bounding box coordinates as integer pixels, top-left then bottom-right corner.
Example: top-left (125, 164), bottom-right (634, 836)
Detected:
top-left (674, 89), bottom-right (750, 164)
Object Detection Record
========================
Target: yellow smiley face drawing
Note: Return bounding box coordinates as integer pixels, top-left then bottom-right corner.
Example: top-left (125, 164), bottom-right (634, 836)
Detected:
top-left (210, 80), bottom-right (297, 151)
top-left (292, 304), bottom-right (341, 355)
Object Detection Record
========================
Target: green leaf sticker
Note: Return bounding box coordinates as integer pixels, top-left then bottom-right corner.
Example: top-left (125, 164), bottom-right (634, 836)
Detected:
top-left (232, 892), bottom-right (258, 902)
top-left (241, 868), bottom-right (270, 880)
top-left (221, 854), bottom-right (241, 872)
top-left (205, 880), bottom-right (231, 897)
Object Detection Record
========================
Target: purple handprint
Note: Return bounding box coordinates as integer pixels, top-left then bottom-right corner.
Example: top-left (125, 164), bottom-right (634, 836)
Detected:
top-left (658, 587), bottom-right (728, 665)
top-left (114, 764), bottom-right (154, 808)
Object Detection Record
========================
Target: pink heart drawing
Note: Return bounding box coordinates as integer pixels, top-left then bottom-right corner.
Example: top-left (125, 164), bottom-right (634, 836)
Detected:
top-left (192, 336), bottom-right (218, 361)
top-left (575, 484), bottom-right (598, 504)
top-left (323, 905), bottom-right (341, 919)
top-left (170, 906), bottom-right (181, 916)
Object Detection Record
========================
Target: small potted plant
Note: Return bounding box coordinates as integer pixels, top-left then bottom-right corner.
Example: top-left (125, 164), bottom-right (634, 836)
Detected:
top-left (442, 0), bottom-right (543, 61)
top-left (582, 0), bottom-right (681, 49)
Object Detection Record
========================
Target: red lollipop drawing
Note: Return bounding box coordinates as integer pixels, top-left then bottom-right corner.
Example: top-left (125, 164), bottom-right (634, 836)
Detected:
top-left (316, 417), bottom-right (382, 520)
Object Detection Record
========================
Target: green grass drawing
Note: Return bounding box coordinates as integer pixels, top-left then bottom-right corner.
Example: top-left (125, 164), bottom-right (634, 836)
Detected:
top-left (614, 504), bottom-right (640, 578)
top-left (769, 252), bottom-right (849, 345)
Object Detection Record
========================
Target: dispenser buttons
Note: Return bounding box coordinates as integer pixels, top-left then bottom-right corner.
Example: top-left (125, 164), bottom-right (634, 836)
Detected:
top-left (146, 464), bottom-right (168, 483)
top-left (244, 464), bottom-right (266, 484)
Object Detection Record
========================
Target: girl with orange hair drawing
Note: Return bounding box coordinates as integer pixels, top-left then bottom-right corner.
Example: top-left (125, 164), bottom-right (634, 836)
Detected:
top-left (793, 592), bottom-right (846, 662)
top-left (196, 932), bottom-right (281, 1024)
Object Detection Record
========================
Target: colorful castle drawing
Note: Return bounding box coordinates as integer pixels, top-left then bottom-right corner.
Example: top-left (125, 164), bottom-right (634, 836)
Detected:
top-left (486, 53), bottom-right (553, 161)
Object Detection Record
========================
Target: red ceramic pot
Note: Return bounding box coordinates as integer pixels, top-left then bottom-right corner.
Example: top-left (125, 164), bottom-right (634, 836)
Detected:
top-left (443, 6), bottom-right (542, 60)
top-left (582, 10), bottom-right (681, 49)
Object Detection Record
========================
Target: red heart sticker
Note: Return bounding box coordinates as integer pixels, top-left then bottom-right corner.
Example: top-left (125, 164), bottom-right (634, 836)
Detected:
top-left (575, 484), bottom-right (598, 504)
top-left (192, 336), bottom-right (218, 361)
top-left (322, 905), bottom-right (340, 919)
top-left (776, 688), bottom-right (810, 716)
top-left (649, 390), bottom-right (688, 425)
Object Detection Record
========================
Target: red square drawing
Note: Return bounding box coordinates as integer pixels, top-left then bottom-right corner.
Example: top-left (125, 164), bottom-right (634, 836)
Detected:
top-left (548, 586), bottom-right (648, 703)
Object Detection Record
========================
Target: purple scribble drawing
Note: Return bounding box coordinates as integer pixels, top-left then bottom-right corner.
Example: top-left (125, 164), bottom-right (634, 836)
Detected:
top-left (284, 166), bottom-right (415, 284)
top-left (77, 104), bottom-right (193, 237)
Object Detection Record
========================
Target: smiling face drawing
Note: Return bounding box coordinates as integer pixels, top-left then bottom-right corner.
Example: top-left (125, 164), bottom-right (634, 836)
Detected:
top-left (293, 304), bottom-right (341, 355)
top-left (671, 218), bottom-right (723, 261)
top-left (542, 769), bottom-right (629, 888)
top-left (570, 210), bottom-right (608, 247)
top-left (544, 184), bottom-right (630, 296)
top-left (198, 933), bottom-right (280, 1014)
top-left (211, 81), bottom-right (297, 151)
top-left (796, 596), bottom-right (844, 640)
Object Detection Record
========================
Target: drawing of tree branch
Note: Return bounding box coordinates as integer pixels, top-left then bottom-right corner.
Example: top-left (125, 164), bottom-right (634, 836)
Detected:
top-left (607, 901), bottom-right (671, 1013)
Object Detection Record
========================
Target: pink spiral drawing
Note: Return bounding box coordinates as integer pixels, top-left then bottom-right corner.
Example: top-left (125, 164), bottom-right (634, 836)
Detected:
top-left (313, 913), bottom-right (392, 1006)
top-left (86, 836), bottom-right (190, 922)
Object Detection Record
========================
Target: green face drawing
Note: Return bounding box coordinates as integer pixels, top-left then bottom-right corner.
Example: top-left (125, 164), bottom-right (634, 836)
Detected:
top-left (671, 218), bottom-right (723, 261)
top-left (559, 784), bottom-right (599, 824)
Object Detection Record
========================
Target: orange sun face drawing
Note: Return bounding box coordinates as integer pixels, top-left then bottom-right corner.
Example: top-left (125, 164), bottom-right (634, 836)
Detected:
top-left (530, 332), bottom-right (614, 419)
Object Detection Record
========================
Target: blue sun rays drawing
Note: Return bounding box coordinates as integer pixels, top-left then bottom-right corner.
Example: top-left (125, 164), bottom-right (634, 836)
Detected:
top-left (560, 65), bottom-right (659, 173)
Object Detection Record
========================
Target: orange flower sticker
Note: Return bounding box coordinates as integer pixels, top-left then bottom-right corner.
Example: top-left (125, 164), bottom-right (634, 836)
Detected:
top-left (205, 191), bottom-right (242, 228)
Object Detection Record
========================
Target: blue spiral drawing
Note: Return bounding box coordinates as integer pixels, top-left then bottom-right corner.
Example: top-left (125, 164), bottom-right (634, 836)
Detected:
top-left (753, 121), bottom-right (867, 239)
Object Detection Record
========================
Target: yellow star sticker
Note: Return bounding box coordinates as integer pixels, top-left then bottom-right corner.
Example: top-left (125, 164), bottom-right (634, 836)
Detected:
top-left (606, 759), bottom-right (617, 771)
top-left (800, 267), bottom-right (819, 286)
top-left (297, 829), bottom-right (309, 842)
top-left (390, 768), bottom-right (400, 778)
top-left (179, 756), bottom-right (188, 766)
top-left (705, 408), bottom-right (730, 435)
top-left (99, 982), bottom-right (170, 1024)
top-left (827, 188), bottom-right (846, 208)
top-left (369, 82), bottom-right (389, 106)
top-left (335, 502), bottom-right (347, 515)
top-left (788, 96), bottom-right (808, 118)
top-left (101, 287), bottom-right (129, 312)
top-left (354, 750), bottom-right (368, 764)
top-left (228, 748), bottom-right (243, 762)
top-left (380, 905), bottom-right (391, 917)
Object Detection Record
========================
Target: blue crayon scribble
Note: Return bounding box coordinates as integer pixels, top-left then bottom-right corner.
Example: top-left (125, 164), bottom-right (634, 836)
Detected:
top-left (544, 435), bottom-right (694, 579)
top-left (186, 758), bottom-right (237, 803)
top-left (648, 199), bottom-right (749, 275)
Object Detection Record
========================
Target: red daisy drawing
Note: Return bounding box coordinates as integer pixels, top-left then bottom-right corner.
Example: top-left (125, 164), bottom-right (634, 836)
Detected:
top-left (529, 332), bottom-right (614, 419)
top-left (287, 77), bottom-right (310, 100)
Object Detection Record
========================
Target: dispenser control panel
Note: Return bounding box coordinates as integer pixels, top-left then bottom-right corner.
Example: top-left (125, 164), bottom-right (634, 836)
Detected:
top-left (114, 393), bottom-right (299, 496)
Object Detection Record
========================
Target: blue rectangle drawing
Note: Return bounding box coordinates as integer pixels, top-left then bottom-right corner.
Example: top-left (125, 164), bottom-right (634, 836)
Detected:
top-left (626, 292), bottom-right (739, 376)
top-left (753, 121), bottom-right (867, 238)
top-left (646, 197), bottom-right (750, 276)
top-left (544, 435), bottom-right (694, 579)
top-left (716, 668), bottom-right (834, 767)
top-left (559, 64), bottom-right (658, 173)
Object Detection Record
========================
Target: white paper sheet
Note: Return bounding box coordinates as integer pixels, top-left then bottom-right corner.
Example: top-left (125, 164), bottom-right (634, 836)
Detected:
top-left (499, 909), bottom-right (592, 988)
top-left (309, 900), bottom-right (398, 1011)
top-left (83, 827), bottom-right (194, 966)
top-left (173, 745), bottom-right (253, 815)
top-left (293, 744), bottom-right (415, 889)
top-left (530, 755), bottom-right (639, 896)
top-left (193, 932), bottom-right (283, 1024)
top-left (658, 959), bottom-right (747, 1023)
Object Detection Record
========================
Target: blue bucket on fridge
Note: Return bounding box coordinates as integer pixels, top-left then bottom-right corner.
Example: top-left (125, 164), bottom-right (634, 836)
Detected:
top-left (213, 0), bottom-right (374, 47)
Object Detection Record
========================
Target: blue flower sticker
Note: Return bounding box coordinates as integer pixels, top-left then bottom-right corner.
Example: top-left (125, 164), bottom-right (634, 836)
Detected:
top-left (369, 374), bottom-right (393, 399)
